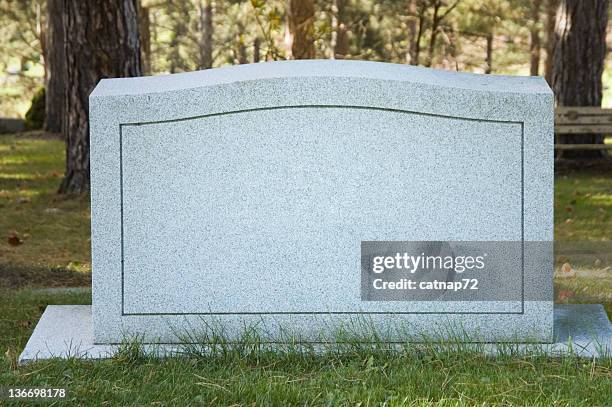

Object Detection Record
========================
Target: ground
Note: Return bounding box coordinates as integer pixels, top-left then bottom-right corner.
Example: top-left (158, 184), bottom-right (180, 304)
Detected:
top-left (0, 133), bottom-right (611, 405)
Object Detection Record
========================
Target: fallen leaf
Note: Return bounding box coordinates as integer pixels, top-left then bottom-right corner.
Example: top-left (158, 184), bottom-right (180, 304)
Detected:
top-left (7, 233), bottom-right (22, 246)
top-left (557, 262), bottom-right (576, 278)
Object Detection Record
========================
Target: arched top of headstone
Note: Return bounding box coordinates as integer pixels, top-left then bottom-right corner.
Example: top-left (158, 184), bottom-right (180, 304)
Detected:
top-left (91, 60), bottom-right (551, 98)
top-left (90, 60), bottom-right (552, 126)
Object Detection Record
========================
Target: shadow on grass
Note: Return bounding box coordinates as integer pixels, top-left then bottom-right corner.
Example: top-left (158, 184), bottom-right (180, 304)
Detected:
top-left (0, 263), bottom-right (91, 289)
top-left (554, 157), bottom-right (612, 176)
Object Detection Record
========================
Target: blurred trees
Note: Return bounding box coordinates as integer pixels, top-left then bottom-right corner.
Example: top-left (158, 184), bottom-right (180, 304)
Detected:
top-left (0, 0), bottom-right (610, 182)
top-left (0, 0), bottom-right (46, 117)
top-left (3, 0), bottom-right (607, 89)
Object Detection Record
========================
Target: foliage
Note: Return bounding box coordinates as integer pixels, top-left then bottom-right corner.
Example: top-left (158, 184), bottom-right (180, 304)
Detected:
top-left (24, 87), bottom-right (45, 130)
top-left (0, 0), bottom-right (46, 117)
top-left (1, 0), bottom-right (611, 117)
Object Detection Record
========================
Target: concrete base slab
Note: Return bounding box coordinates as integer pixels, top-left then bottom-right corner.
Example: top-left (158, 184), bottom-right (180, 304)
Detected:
top-left (19, 304), bottom-right (611, 364)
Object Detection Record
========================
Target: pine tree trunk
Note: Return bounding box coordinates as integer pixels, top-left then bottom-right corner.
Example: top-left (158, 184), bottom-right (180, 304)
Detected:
top-left (529, 0), bottom-right (542, 76)
top-left (414, 4), bottom-right (426, 66)
top-left (60, 0), bottom-right (141, 194)
top-left (139, 5), bottom-right (151, 75)
top-left (197, 0), bottom-right (213, 69)
top-left (544, 0), bottom-right (559, 84)
top-left (285, 0), bottom-right (315, 59)
top-left (44, 0), bottom-right (64, 133)
top-left (406, 0), bottom-right (418, 64)
top-left (425, 1), bottom-right (441, 67)
top-left (485, 33), bottom-right (493, 74)
top-left (235, 22), bottom-right (248, 64)
top-left (253, 38), bottom-right (260, 63)
top-left (552, 0), bottom-right (609, 159)
top-left (330, 0), bottom-right (348, 59)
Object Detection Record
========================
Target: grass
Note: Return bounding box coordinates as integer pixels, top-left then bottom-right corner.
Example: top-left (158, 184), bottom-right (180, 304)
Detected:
top-left (555, 170), bottom-right (612, 241)
top-left (0, 133), bottom-right (90, 273)
top-left (0, 133), bottom-right (611, 405)
top-left (2, 328), bottom-right (611, 405)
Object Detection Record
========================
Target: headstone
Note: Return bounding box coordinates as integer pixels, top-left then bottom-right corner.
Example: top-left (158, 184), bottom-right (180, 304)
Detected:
top-left (89, 60), bottom-right (554, 344)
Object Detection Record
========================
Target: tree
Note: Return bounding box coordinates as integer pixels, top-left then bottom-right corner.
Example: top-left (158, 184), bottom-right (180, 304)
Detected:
top-left (0, 0), bottom-right (46, 118)
top-left (551, 0), bottom-right (609, 159)
top-left (425, 0), bottom-right (460, 67)
top-left (543, 0), bottom-right (558, 83)
top-left (196, 0), bottom-right (214, 69)
top-left (406, 0), bottom-right (418, 64)
top-left (485, 32), bottom-right (493, 73)
top-left (139, 5), bottom-right (151, 75)
top-left (529, 0), bottom-right (541, 76)
top-left (285, 0), bottom-right (315, 59)
top-left (44, 0), bottom-right (64, 133)
top-left (456, 0), bottom-right (509, 74)
top-left (234, 21), bottom-right (249, 64)
top-left (330, 0), bottom-right (349, 59)
top-left (60, 0), bottom-right (141, 194)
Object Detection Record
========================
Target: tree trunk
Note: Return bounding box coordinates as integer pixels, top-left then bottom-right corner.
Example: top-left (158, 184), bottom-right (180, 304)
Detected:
top-left (285, 0), bottom-right (315, 59)
top-left (485, 33), bottom-right (493, 74)
top-left (544, 0), bottom-right (559, 84)
top-left (414, 2), bottom-right (426, 66)
top-left (406, 0), bottom-right (418, 64)
top-left (529, 0), bottom-right (542, 76)
top-left (426, 1), bottom-right (441, 67)
top-left (196, 0), bottom-right (213, 69)
top-left (253, 38), bottom-right (260, 63)
top-left (330, 0), bottom-right (348, 59)
top-left (139, 5), bottom-right (151, 75)
top-left (60, 0), bottom-right (141, 194)
top-left (234, 22), bottom-right (248, 64)
top-left (425, 0), bottom-right (459, 68)
top-left (552, 0), bottom-right (609, 159)
top-left (44, 0), bottom-right (64, 133)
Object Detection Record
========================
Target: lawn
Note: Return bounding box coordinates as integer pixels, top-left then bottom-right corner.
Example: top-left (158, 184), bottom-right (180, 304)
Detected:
top-left (0, 133), bottom-right (611, 405)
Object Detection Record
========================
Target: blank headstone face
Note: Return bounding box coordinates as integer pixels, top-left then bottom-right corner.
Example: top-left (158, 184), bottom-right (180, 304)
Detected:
top-left (90, 60), bottom-right (553, 344)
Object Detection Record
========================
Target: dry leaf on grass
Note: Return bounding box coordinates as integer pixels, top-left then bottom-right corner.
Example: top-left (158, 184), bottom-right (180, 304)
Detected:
top-left (7, 233), bottom-right (23, 246)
